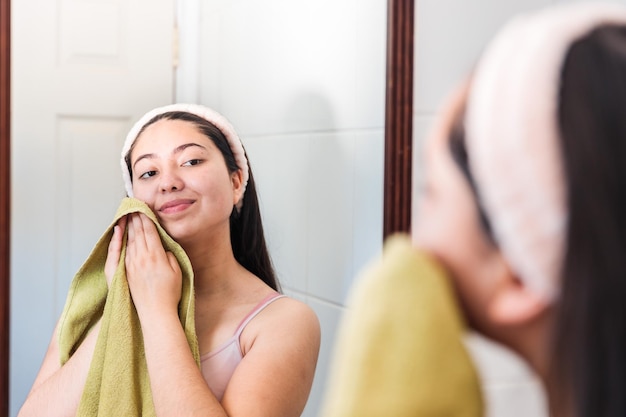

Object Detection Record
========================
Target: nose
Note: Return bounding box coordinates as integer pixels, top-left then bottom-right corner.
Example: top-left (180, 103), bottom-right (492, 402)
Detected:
top-left (159, 168), bottom-right (184, 193)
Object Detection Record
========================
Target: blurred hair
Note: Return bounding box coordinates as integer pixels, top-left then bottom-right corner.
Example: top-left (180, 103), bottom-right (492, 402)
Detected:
top-left (550, 24), bottom-right (626, 417)
top-left (125, 111), bottom-right (280, 291)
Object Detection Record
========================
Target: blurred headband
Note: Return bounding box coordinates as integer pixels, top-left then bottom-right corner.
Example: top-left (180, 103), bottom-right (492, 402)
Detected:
top-left (121, 104), bottom-right (249, 211)
top-left (465, 2), bottom-right (626, 301)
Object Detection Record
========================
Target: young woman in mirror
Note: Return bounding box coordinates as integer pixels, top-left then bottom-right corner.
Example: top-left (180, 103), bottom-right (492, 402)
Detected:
top-left (19, 104), bottom-right (321, 417)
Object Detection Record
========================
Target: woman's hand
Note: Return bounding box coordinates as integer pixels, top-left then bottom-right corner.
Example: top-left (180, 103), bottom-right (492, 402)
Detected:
top-left (104, 216), bottom-right (127, 287)
top-left (125, 212), bottom-right (182, 317)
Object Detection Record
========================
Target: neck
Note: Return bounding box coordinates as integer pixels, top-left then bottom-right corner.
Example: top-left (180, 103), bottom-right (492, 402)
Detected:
top-left (500, 310), bottom-right (554, 383)
top-left (179, 227), bottom-right (241, 296)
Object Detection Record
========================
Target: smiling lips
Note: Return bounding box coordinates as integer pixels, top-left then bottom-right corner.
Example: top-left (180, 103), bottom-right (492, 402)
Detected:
top-left (158, 199), bottom-right (195, 214)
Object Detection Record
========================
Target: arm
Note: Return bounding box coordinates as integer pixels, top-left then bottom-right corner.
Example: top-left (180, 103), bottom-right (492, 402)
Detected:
top-left (221, 298), bottom-right (320, 417)
top-left (18, 218), bottom-right (126, 417)
top-left (17, 320), bottom-right (100, 417)
top-left (125, 213), bottom-right (321, 417)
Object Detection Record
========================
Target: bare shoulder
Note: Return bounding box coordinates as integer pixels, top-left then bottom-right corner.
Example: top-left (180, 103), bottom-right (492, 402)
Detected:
top-left (267, 296), bottom-right (320, 333)
top-left (224, 295), bottom-right (321, 416)
top-left (241, 295), bottom-right (320, 353)
top-left (275, 295), bottom-right (318, 319)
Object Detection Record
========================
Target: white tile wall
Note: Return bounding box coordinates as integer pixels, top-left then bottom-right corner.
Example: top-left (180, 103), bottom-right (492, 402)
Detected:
top-left (193, 1), bottom-right (387, 416)
top-left (414, 0), bottom-right (553, 112)
top-left (243, 134), bottom-right (311, 293)
top-left (303, 298), bottom-right (344, 417)
top-left (355, 0), bottom-right (388, 129)
top-left (465, 334), bottom-right (548, 417)
top-left (200, 0), bottom-right (367, 136)
top-left (244, 128), bottom-right (385, 305)
top-left (352, 130), bottom-right (385, 274)
top-left (306, 131), bottom-right (357, 304)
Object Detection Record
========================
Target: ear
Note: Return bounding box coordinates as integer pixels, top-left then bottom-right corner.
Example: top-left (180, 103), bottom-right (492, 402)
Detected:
top-left (487, 268), bottom-right (551, 326)
top-left (231, 169), bottom-right (244, 205)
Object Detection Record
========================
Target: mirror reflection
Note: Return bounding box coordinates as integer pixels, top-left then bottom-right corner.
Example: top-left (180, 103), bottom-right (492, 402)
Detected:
top-left (10, 1), bottom-right (386, 416)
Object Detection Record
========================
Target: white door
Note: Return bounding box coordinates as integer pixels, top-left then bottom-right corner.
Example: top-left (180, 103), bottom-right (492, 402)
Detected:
top-left (11, 0), bottom-right (174, 413)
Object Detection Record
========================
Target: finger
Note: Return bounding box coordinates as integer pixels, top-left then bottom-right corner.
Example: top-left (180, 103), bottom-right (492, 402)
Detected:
top-left (117, 215), bottom-right (128, 234)
top-left (126, 213), bottom-right (167, 272)
top-left (137, 213), bottom-right (163, 253)
top-left (125, 213), bottom-right (141, 262)
top-left (166, 251), bottom-right (181, 275)
top-left (166, 252), bottom-right (183, 305)
top-left (127, 213), bottom-right (148, 252)
top-left (127, 213), bottom-right (135, 245)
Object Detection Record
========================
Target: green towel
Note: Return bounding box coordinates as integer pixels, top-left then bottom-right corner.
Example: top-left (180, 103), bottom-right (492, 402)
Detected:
top-left (58, 197), bottom-right (199, 417)
top-left (319, 234), bottom-right (484, 417)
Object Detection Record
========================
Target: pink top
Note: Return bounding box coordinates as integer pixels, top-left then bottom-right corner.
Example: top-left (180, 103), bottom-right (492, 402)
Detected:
top-left (200, 293), bottom-right (286, 401)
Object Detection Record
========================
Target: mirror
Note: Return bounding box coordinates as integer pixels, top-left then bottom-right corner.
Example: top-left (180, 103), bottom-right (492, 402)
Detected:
top-left (3, 0), bottom-right (414, 416)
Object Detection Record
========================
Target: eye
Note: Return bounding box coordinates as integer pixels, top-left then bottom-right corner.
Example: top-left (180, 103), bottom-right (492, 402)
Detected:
top-left (139, 170), bottom-right (157, 180)
top-left (182, 159), bottom-right (203, 167)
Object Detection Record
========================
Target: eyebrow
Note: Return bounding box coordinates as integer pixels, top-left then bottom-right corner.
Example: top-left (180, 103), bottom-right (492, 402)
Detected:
top-left (133, 142), bottom-right (208, 171)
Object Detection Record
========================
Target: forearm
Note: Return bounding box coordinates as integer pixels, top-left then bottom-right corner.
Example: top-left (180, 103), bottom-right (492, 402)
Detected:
top-left (18, 322), bottom-right (101, 417)
top-left (140, 310), bottom-right (226, 417)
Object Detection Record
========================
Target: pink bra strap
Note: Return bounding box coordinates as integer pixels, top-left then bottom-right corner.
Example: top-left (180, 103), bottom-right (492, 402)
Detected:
top-left (234, 293), bottom-right (286, 338)
top-left (234, 293), bottom-right (286, 339)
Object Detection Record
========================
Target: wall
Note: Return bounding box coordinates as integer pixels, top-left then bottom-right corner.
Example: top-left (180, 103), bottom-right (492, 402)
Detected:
top-left (176, 1), bottom-right (387, 416)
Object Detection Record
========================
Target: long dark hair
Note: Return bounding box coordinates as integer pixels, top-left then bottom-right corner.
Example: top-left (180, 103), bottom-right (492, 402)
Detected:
top-left (125, 111), bottom-right (280, 291)
top-left (550, 25), bottom-right (626, 417)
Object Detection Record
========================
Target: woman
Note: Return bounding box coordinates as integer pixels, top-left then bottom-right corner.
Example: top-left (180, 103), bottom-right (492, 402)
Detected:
top-left (419, 4), bottom-right (626, 416)
top-left (323, 3), bottom-right (626, 417)
top-left (19, 104), bottom-right (321, 416)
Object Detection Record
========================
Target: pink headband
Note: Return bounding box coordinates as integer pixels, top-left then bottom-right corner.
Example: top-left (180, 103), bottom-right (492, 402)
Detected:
top-left (465, 2), bottom-right (626, 301)
top-left (120, 104), bottom-right (249, 211)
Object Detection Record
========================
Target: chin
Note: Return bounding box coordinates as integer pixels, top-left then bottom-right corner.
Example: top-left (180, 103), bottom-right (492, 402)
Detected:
top-left (160, 222), bottom-right (192, 242)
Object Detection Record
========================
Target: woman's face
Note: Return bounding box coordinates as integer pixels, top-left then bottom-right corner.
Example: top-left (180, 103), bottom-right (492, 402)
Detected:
top-left (413, 85), bottom-right (506, 332)
top-left (129, 118), bottom-right (242, 244)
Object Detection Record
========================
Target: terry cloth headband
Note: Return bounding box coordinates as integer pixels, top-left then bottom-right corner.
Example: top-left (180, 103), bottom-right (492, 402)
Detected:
top-left (465, 2), bottom-right (626, 302)
top-left (120, 104), bottom-right (249, 211)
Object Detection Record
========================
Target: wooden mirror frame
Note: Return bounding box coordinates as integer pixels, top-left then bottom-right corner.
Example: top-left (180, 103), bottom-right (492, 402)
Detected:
top-left (0, 0), bottom-right (10, 414)
top-left (0, 0), bottom-right (413, 414)
top-left (384, 0), bottom-right (414, 238)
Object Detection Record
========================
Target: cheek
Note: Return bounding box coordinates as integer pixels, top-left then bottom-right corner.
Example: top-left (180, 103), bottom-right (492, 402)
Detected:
top-left (414, 194), bottom-right (487, 321)
top-left (413, 175), bottom-right (491, 281)
top-left (131, 183), bottom-right (156, 207)
top-left (195, 170), bottom-right (235, 205)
